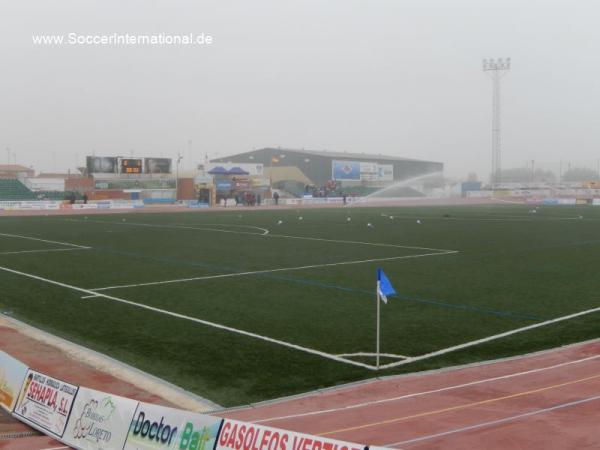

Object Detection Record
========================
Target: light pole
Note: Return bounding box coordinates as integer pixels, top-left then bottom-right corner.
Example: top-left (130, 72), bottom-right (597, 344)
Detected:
top-left (175, 152), bottom-right (183, 200)
top-left (483, 58), bottom-right (511, 188)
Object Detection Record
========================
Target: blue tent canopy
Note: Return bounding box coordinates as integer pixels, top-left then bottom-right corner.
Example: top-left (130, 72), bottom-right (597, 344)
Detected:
top-left (227, 166), bottom-right (250, 175)
top-left (207, 166), bottom-right (229, 175)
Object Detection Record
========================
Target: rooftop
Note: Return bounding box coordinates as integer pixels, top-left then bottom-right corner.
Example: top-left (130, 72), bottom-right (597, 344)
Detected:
top-left (217, 147), bottom-right (440, 164)
top-left (0, 164), bottom-right (33, 172)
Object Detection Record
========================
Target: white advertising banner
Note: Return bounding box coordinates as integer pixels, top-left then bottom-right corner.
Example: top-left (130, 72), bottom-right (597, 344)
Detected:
top-left (124, 401), bottom-right (223, 450)
top-left (359, 162), bottom-right (378, 181)
top-left (64, 387), bottom-right (139, 450)
top-left (216, 419), bottom-right (364, 450)
top-left (13, 369), bottom-right (78, 438)
top-left (377, 164), bottom-right (394, 181)
top-left (0, 351), bottom-right (28, 412)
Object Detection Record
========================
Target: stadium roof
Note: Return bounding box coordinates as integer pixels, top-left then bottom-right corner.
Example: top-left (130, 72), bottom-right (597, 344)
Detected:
top-left (220, 147), bottom-right (438, 164)
top-left (0, 164), bottom-right (33, 172)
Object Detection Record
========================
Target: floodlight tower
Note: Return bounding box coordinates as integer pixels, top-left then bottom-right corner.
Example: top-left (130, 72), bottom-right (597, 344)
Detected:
top-left (482, 57), bottom-right (510, 187)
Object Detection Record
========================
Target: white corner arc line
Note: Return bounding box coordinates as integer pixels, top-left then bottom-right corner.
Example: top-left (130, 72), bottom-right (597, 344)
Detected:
top-left (386, 394), bottom-right (600, 447)
top-left (336, 352), bottom-right (408, 359)
top-left (252, 353), bottom-right (600, 424)
top-left (0, 264), bottom-right (377, 371)
top-left (0, 232), bottom-right (90, 249)
top-left (88, 250), bottom-right (457, 292)
top-left (378, 306), bottom-right (600, 370)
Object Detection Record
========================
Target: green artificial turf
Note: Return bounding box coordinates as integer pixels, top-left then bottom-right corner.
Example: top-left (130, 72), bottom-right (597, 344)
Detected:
top-left (0, 204), bottom-right (599, 406)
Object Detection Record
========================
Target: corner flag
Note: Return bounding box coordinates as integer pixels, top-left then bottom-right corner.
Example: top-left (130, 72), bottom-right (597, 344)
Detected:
top-left (377, 268), bottom-right (396, 304)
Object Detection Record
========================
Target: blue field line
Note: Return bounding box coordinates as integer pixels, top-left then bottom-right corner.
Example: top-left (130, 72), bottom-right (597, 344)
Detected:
top-left (255, 273), bottom-right (543, 322)
top-left (94, 247), bottom-right (543, 322)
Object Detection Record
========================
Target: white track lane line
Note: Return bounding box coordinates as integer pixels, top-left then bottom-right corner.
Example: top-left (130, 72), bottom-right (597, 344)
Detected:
top-left (386, 393), bottom-right (600, 447)
top-left (0, 264), bottom-right (377, 370)
top-left (88, 250), bottom-right (457, 292)
top-left (0, 232), bottom-right (90, 249)
top-left (252, 354), bottom-right (600, 423)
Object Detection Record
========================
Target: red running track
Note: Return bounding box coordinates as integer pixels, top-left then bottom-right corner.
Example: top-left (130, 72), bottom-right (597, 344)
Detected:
top-left (1, 324), bottom-right (599, 449)
top-left (222, 340), bottom-right (600, 450)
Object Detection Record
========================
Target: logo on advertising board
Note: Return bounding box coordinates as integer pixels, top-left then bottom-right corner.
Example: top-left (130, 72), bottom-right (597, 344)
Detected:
top-left (64, 387), bottom-right (138, 450)
top-left (216, 419), bottom-right (363, 450)
top-left (13, 369), bottom-right (78, 438)
top-left (0, 351), bottom-right (28, 412)
top-left (124, 402), bottom-right (223, 450)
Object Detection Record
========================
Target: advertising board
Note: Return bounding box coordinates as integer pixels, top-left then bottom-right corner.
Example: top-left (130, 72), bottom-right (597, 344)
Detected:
top-left (64, 387), bottom-right (139, 450)
top-left (332, 161), bottom-right (361, 180)
top-left (0, 351), bottom-right (28, 412)
top-left (124, 402), bottom-right (223, 450)
top-left (377, 164), bottom-right (394, 181)
top-left (216, 419), bottom-right (363, 450)
top-left (359, 162), bottom-right (378, 181)
top-left (13, 369), bottom-right (78, 438)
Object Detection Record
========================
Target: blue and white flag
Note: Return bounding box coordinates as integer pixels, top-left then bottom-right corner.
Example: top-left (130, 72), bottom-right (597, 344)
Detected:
top-left (377, 268), bottom-right (396, 304)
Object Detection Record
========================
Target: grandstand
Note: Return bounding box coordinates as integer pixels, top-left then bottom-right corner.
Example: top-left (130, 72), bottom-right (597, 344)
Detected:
top-left (211, 147), bottom-right (443, 188)
top-left (0, 179), bottom-right (37, 200)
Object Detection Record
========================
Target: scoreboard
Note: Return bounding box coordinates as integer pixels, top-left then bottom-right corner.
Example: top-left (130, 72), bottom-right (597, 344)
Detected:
top-left (121, 159), bottom-right (142, 174)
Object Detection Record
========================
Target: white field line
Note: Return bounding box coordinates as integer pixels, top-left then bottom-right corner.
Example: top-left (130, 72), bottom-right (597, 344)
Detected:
top-left (386, 393), bottom-right (600, 447)
top-left (87, 250), bottom-right (457, 293)
top-left (0, 248), bottom-right (89, 255)
top-left (173, 223), bottom-right (270, 235)
top-left (252, 353), bottom-right (600, 424)
top-left (0, 232), bottom-right (90, 249)
top-left (0, 264), bottom-right (377, 371)
top-left (336, 352), bottom-right (408, 359)
top-left (66, 218), bottom-right (457, 253)
top-left (382, 215), bottom-right (584, 222)
top-left (378, 305), bottom-right (600, 370)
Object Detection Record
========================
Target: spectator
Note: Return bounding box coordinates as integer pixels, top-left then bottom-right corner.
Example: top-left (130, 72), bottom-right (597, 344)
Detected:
top-left (273, 191), bottom-right (280, 205)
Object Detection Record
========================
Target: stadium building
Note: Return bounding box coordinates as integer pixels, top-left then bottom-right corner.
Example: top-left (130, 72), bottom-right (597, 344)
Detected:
top-left (212, 147), bottom-right (442, 186)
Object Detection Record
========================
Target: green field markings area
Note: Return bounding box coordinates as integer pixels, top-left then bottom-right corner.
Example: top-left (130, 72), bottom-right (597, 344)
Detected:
top-left (0, 204), bottom-right (599, 406)
top-left (0, 232), bottom-right (90, 255)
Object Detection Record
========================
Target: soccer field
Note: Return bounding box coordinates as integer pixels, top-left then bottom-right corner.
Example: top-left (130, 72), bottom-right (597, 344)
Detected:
top-left (1, 204), bottom-right (599, 407)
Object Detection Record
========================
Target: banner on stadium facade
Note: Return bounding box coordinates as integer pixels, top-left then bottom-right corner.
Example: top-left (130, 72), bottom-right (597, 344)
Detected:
top-left (216, 419), bottom-right (364, 450)
top-left (13, 369), bottom-right (78, 438)
top-left (64, 387), bottom-right (139, 450)
top-left (0, 351), bottom-right (28, 412)
top-left (332, 161), bottom-right (361, 180)
top-left (377, 164), bottom-right (394, 181)
top-left (124, 401), bottom-right (223, 450)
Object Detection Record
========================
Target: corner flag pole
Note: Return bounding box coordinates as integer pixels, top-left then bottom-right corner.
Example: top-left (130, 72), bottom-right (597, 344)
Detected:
top-left (376, 279), bottom-right (381, 370)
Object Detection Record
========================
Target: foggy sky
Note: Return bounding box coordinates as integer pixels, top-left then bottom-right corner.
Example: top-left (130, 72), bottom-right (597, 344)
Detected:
top-left (1, 0), bottom-right (599, 179)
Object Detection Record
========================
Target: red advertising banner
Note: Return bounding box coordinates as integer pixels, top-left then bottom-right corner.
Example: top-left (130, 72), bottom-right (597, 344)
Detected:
top-left (216, 419), bottom-right (364, 450)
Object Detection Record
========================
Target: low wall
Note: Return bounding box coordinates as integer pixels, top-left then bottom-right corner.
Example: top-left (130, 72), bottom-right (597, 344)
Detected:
top-left (0, 351), bottom-right (383, 450)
